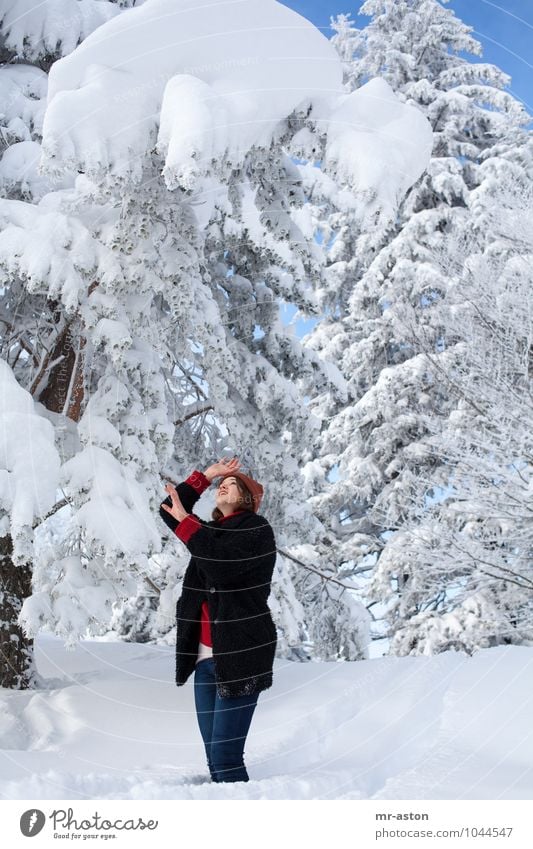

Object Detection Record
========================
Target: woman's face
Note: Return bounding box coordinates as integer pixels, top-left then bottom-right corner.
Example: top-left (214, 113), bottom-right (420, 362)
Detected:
top-left (216, 476), bottom-right (243, 509)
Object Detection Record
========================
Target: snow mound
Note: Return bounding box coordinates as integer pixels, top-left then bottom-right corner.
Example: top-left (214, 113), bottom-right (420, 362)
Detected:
top-left (41, 0), bottom-right (343, 186)
top-left (313, 77), bottom-right (433, 225)
top-left (39, 0), bottom-right (432, 220)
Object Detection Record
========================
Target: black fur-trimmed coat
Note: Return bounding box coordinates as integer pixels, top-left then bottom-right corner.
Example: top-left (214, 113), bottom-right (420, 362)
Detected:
top-left (159, 472), bottom-right (277, 698)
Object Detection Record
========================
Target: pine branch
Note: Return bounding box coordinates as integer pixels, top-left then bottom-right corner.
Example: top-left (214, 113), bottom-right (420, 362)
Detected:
top-left (276, 546), bottom-right (359, 590)
top-left (174, 404), bottom-right (214, 426)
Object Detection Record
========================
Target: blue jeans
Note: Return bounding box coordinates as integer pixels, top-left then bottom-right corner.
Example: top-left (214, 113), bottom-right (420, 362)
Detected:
top-left (193, 657), bottom-right (259, 782)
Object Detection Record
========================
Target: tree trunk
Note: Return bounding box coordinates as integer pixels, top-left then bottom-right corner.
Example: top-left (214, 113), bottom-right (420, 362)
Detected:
top-left (32, 286), bottom-right (97, 421)
top-left (0, 534), bottom-right (35, 689)
top-left (33, 314), bottom-right (85, 419)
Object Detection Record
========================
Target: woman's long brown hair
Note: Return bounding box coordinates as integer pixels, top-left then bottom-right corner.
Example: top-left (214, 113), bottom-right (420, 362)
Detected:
top-left (211, 477), bottom-right (255, 521)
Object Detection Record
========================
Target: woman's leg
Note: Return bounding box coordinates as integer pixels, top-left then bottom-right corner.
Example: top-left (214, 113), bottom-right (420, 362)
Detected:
top-left (210, 690), bottom-right (260, 783)
top-left (193, 658), bottom-right (218, 780)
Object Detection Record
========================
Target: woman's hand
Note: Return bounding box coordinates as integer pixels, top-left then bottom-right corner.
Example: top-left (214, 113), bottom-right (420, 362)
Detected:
top-left (203, 456), bottom-right (241, 482)
top-left (161, 483), bottom-right (189, 523)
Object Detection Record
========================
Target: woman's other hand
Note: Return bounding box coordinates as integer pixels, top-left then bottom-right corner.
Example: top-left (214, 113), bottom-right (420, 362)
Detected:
top-left (204, 456), bottom-right (240, 482)
top-left (161, 483), bottom-right (189, 523)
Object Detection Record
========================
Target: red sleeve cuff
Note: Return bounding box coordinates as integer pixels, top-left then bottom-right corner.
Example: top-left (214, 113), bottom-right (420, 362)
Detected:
top-left (184, 469), bottom-right (211, 494)
top-left (174, 513), bottom-right (202, 543)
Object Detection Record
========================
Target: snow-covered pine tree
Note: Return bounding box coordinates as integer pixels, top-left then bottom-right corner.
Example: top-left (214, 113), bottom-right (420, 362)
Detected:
top-left (377, 139), bottom-right (533, 654)
top-left (31, 0), bottom-right (432, 662)
top-left (0, 358), bottom-right (61, 687)
top-left (2, 0), bottom-right (418, 683)
top-left (0, 0), bottom-right (144, 688)
top-left (299, 0), bottom-right (532, 656)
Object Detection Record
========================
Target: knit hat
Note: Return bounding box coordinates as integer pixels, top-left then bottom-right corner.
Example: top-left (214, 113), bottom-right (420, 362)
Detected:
top-left (217, 471), bottom-right (264, 513)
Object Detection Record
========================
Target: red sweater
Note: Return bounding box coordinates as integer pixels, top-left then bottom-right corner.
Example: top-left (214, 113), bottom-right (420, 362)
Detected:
top-left (199, 600), bottom-right (212, 646)
top-left (178, 470), bottom-right (249, 647)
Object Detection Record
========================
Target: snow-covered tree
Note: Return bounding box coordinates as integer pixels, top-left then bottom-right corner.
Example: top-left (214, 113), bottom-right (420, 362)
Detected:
top-left (1, 0), bottom-right (432, 685)
top-left (0, 0), bottom-right (142, 688)
top-left (299, 0), bottom-right (532, 656)
top-left (376, 147), bottom-right (533, 654)
top-left (0, 358), bottom-right (61, 687)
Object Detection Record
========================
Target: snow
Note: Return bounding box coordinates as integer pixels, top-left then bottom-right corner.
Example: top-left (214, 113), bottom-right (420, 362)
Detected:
top-left (1, 635), bottom-right (531, 799)
top-left (0, 62), bottom-right (47, 134)
top-left (0, 194), bottom-right (121, 312)
top-left (312, 77), bottom-right (434, 225)
top-left (0, 141), bottom-right (49, 199)
top-left (0, 0), bottom-right (122, 61)
top-left (59, 444), bottom-right (161, 561)
top-left (0, 359), bottom-right (61, 564)
top-left (39, 0), bottom-right (432, 220)
top-left (41, 0), bottom-right (343, 187)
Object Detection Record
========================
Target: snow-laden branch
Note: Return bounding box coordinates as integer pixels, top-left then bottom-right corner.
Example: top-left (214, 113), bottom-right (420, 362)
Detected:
top-left (39, 0), bottom-right (432, 225)
top-left (0, 359), bottom-right (61, 564)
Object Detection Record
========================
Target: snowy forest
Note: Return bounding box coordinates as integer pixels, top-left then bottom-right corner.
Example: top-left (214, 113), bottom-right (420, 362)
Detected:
top-left (0, 0), bottom-right (531, 699)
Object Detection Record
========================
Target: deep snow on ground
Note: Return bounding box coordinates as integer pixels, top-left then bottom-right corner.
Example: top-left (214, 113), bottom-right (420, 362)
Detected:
top-left (0, 635), bottom-right (532, 800)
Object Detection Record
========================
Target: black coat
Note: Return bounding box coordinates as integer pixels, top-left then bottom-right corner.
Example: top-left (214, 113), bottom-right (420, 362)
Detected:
top-left (159, 475), bottom-right (277, 698)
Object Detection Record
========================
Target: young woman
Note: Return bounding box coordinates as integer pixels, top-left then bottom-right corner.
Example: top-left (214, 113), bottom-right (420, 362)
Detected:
top-left (159, 456), bottom-right (277, 783)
